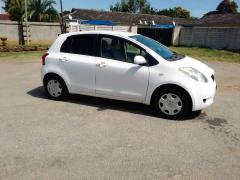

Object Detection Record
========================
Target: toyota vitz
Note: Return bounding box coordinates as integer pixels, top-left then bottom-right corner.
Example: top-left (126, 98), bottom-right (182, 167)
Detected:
top-left (41, 31), bottom-right (216, 119)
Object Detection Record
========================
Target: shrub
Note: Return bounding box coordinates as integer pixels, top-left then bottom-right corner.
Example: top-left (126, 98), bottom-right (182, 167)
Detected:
top-left (0, 37), bottom-right (8, 46)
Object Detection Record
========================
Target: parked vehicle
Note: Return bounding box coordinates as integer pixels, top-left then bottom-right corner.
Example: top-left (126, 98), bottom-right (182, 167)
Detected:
top-left (41, 31), bottom-right (217, 119)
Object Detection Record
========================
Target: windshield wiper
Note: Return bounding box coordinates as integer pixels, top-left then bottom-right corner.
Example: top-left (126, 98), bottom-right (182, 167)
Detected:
top-left (167, 52), bottom-right (185, 61)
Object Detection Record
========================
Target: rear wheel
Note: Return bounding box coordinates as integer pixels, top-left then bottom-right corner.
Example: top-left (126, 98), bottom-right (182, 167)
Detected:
top-left (152, 87), bottom-right (192, 120)
top-left (44, 75), bottom-right (69, 100)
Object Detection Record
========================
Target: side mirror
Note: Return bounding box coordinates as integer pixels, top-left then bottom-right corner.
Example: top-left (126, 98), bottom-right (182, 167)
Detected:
top-left (134, 56), bottom-right (147, 65)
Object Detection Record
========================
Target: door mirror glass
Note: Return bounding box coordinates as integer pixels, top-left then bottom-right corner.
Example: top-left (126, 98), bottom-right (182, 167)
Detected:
top-left (134, 56), bottom-right (147, 65)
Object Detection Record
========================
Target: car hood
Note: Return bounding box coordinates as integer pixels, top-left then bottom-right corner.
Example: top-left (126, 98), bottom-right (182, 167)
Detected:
top-left (170, 56), bottom-right (215, 75)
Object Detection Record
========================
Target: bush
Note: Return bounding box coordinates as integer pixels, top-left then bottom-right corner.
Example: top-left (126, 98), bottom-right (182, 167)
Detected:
top-left (0, 45), bottom-right (48, 52)
top-left (0, 37), bottom-right (8, 46)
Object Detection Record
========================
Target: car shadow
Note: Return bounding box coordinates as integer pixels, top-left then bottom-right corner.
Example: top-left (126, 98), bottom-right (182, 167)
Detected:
top-left (27, 86), bottom-right (201, 120)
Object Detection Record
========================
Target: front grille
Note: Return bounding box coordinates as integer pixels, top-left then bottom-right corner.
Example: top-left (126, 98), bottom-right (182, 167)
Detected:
top-left (211, 75), bottom-right (215, 81)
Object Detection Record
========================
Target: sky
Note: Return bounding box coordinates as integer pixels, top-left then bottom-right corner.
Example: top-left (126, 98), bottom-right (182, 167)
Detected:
top-left (0, 0), bottom-right (240, 17)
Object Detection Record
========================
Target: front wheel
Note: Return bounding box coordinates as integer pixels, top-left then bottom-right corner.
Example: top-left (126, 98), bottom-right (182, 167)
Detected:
top-left (152, 87), bottom-right (192, 120)
top-left (44, 75), bottom-right (69, 100)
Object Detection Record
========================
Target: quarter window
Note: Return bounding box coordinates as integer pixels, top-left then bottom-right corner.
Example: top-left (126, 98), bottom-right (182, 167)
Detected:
top-left (60, 37), bottom-right (72, 53)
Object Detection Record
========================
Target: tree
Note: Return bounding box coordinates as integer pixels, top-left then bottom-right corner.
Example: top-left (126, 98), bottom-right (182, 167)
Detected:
top-left (204, 0), bottom-right (238, 16)
top-left (28, 0), bottom-right (59, 22)
top-left (110, 1), bottom-right (193, 18)
top-left (2, 0), bottom-right (59, 22)
top-left (2, 0), bottom-right (25, 21)
top-left (217, 0), bottom-right (238, 13)
top-left (158, 7), bottom-right (191, 19)
top-left (110, 0), bottom-right (152, 14)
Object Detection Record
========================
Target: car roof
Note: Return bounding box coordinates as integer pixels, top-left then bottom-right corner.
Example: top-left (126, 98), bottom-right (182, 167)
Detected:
top-left (60, 31), bottom-right (138, 38)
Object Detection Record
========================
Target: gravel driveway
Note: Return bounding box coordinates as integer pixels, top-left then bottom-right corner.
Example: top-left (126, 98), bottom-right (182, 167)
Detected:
top-left (0, 59), bottom-right (240, 180)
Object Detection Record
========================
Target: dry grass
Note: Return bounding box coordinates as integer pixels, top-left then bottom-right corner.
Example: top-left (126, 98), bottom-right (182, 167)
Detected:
top-left (0, 51), bottom-right (45, 61)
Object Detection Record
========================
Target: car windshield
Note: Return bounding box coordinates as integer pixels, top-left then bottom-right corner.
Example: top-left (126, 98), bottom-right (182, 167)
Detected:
top-left (130, 35), bottom-right (184, 61)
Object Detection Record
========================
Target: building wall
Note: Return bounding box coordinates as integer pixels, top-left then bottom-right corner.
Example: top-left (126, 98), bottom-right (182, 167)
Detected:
top-left (177, 26), bottom-right (240, 50)
top-left (0, 20), bottom-right (61, 45)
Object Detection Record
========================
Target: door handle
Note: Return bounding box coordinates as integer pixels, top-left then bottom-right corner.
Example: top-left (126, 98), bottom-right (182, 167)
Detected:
top-left (96, 62), bottom-right (107, 68)
top-left (59, 57), bottom-right (69, 62)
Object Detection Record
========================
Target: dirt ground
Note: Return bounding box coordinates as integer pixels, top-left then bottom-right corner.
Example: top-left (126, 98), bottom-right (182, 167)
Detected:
top-left (0, 59), bottom-right (240, 180)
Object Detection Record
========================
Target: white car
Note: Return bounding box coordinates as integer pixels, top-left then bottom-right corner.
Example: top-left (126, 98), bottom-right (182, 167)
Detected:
top-left (41, 31), bottom-right (216, 119)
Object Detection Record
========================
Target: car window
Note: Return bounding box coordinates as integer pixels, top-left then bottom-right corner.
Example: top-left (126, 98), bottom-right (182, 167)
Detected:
top-left (125, 41), bottom-right (159, 66)
top-left (60, 35), bottom-right (96, 56)
top-left (60, 37), bottom-right (72, 53)
top-left (70, 35), bottom-right (96, 56)
top-left (100, 36), bottom-right (149, 64)
top-left (124, 41), bottom-right (146, 63)
top-left (100, 37), bottom-right (126, 61)
top-left (147, 54), bottom-right (159, 66)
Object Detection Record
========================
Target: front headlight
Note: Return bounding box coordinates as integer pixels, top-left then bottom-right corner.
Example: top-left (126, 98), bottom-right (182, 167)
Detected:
top-left (179, 67), bottom-right (208, 83)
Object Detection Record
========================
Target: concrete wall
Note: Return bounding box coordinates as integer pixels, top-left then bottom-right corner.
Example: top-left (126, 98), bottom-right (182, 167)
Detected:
top-left (0, 20), bottom-right (61, 45)
top-left (177, 26), bottom-right (240, 50)
top-left (0, 20), bottom-right (138, 45)
top-left (0, 21), bottom-right (21, 44)
top-left (29, 22), bottom-right (62, 45)
top-left (2, 20), bottom-right (240, 50)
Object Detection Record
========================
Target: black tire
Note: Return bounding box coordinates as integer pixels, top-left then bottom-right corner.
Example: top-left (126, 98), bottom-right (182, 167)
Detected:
top-left (44, 74), bottom-right (69, 100)
top-left (152, 87), bottom-right (192, 120)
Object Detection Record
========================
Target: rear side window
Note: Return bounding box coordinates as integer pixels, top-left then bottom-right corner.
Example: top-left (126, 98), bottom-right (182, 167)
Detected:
top-left (60, 37), bottom-right (72, 53)
top-left (60, 35), bottom-right (96, 56)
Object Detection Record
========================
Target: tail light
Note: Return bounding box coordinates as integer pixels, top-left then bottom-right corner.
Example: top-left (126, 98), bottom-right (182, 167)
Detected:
top-left (42, 53), bottom-right (49, 65)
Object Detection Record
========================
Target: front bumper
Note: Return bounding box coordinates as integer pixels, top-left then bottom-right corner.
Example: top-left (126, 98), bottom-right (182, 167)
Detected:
top-left (191, 80), bottom-right (217, 111)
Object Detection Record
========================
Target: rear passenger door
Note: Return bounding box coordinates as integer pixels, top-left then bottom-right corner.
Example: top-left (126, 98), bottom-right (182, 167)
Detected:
top-left (59, 34), bottom-right (97, 94)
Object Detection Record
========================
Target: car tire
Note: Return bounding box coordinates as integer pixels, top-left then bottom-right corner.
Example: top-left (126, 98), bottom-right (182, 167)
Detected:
top-left (44, 75), bottom-right (69, 100)
top-left (152, 87), bottom-right (192, 120)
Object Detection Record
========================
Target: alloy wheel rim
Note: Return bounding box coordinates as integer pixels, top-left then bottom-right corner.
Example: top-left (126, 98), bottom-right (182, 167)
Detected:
top-left (158, 93), bottom-right (183, 116)
top-left (47, 80), bottom-right (62, 98)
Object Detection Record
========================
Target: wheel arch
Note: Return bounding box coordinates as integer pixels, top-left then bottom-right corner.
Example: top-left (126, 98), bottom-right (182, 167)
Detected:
top-left (150, 84), bottom-right (193, 109)
top-left (43, 72), bottom-right (70, 92)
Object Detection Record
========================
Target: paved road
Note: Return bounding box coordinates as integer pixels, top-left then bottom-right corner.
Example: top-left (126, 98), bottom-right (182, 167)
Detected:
top-left (0, 59), bottom-right (240, 180)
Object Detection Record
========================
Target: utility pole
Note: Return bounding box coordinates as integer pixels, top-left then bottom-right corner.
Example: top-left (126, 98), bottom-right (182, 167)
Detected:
top-left (60, 0), bottom-right (64, 33)
top-left (25, 0), bottom-right (30, 45)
